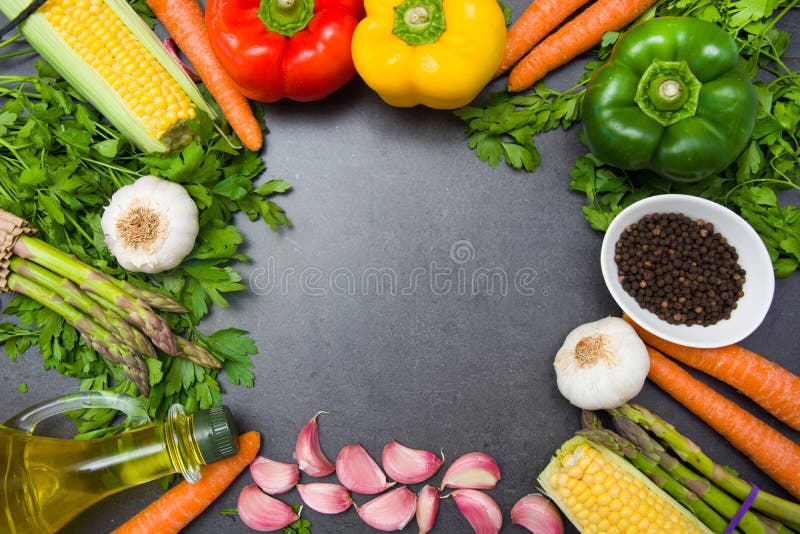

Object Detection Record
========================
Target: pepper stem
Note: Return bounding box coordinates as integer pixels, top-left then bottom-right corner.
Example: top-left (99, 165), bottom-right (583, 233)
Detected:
top-left (658, 79), bottom-right (682, 101)
top-left (392, 0), bottom-right (446, 46)
top-left (634, 60), bottom-right (701, 127)
top-left (258, 0), bottom-right (314, 38)
top-left (405, 5), bottom-right (430, 27)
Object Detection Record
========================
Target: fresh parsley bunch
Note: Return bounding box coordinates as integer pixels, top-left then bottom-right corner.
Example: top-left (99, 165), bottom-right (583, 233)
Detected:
top-left (0, 52), bottom-right (290, 434)
top-left (458, 0), bottom-right (800, 277)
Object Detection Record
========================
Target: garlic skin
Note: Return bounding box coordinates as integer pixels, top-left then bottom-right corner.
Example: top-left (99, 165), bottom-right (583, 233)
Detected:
top-left (250, 456), bottom-right (300, 495)
top-left (355, 486), bottom-right (417, 531)
top-left (297, 483), bottom-right (352, 514)
top-left (382, 440), bottom-right (443, 485)
top-left (336, 443), bottom-right (394, 494)
top-left (439, 452), bottom-right (501, 490)
top-left (101, 175), bottom-right (198, 274)
top-left (511, 494), bottom-right (564, 534)
top-left (237, 484), bottom-right (299, 532)
top-left (295, 412), bottom-right (336, 477)
top-left (554, 317), bottom-right (650, 410)
top-left (416, 485), bottom-right (440, 534)
top-left (448, 489), bottom-right (503, 534)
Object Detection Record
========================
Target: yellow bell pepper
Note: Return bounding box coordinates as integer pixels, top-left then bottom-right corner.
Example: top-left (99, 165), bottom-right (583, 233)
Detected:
top-left (351, 0), bottom-right (506, 109)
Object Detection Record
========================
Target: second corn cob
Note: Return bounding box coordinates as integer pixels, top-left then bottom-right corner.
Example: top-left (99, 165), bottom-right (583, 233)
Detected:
top-left (538, 435), bottom-right (713, 534)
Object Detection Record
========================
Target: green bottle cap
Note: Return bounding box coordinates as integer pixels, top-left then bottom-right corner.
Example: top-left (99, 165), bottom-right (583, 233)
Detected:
top-left (192, 405), bottom-right (239, 464)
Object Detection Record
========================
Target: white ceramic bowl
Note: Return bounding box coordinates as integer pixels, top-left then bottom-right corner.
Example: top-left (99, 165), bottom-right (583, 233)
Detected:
top-left (600, 194), bottom-right (774, 348)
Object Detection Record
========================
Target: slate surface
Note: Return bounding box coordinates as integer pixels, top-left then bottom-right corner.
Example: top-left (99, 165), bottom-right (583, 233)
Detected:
top-left (0, 3), bottom-right (798, 533)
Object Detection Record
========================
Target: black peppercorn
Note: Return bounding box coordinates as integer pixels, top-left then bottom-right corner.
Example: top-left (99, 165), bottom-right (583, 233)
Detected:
top-left (615, 212), bottom-right (745, 326)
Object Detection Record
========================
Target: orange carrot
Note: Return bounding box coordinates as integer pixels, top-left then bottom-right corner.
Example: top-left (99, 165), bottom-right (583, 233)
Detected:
top-left (624, 314), bottom-right (800, 432)
top-left (496, 0), bottom-right (591, 76)
top-left (144, 0), bottom-right (263, 151)
top-left (112, 431), bottom-right (261, 534)
top-left (647, 347), bottom-right (800, 500)
top-left (507, 0), bottom-right (657, 92)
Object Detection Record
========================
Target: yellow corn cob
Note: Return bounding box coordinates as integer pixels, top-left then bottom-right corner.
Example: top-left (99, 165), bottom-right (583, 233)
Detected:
top-left (538, 436), bottom-right (713, 534)
top-left (0, 0), bottom-right (215, 153)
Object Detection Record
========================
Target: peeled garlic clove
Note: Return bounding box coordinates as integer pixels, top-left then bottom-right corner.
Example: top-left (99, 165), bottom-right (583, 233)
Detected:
top-left (356, 486), bottom-right (417, 531)
top-left (511, 493), bottom-right (564, 534)
top-left (101, 175), bottom-right (199, 274)
top-left (382, 440), bottom-right (443, 484)
top-left (554, 317), bottom-right (649, 410)
top-left (297, 483), bottom-right (352, 514)
top-left (440, 452), bottom-right (501, 490)
top-left (250, 456), bottom-right (300, 495)
top-left (449, 489), bottom-right (503, 534)
top-left (416, 485), bottom-right (440, 534)
top-left (237, 484), bottom-right (299, 532)
top-left (336, 443), bottom-right (395, 494)
top-left (295, 412), bottom-right (335, 477)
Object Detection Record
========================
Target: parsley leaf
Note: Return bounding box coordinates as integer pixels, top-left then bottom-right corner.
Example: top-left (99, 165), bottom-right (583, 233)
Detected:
top-left (0, 53), bottom-right (291, 433)
top-left (459, 0), bottom-right (800, 277)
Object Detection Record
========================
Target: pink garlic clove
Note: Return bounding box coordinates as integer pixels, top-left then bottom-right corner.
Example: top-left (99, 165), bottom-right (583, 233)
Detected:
top-left (449, 489), bottom-right (503, 534)
top-left (511, 494), bottom-right (564, 534)
top-left (416, 485), bottom-right (440, 534)
top-left (297, 483), bottom-right (352, 515)
top-left (295, 411), bottom-right (335, 477)
top-left (381, 440), bottom-right (444, 485)
top-left (250, 456), bottom-right (300, 495)
top-left (336, 443), bottom-right (395, 494)
top-left (356, 486), bottom-right (417, 532)
top-left (440, 452), bottom-right (501, 490)
top-left (237, 484), bottom-right (300, 532)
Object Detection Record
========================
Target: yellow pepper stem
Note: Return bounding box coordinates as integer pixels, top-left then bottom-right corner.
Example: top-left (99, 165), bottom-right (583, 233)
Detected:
top-left (392, 0), bottom-right (446, 45)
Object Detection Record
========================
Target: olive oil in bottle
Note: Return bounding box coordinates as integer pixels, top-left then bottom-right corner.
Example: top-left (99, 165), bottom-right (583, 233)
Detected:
top-left (1, 402), bottom-right (238, 533)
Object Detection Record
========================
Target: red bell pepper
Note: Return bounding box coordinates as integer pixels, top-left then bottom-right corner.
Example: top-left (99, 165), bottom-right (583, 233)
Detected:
top-left (205, 0), bottom-right (364, 102)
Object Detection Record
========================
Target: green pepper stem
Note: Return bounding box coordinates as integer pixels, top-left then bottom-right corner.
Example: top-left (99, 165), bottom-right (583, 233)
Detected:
top-left (392, 0), bottom-right (446, 46)
top-left (634, 60), bottom-right (701, 126)
top-left (657, 79), bottom-right (681, 102)
top-left (258, 0), bottom-right (314, 38)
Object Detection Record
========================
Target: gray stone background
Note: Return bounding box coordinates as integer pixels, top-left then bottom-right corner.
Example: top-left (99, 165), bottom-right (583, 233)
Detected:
top-left (1, 2), bottom-right (798, 533)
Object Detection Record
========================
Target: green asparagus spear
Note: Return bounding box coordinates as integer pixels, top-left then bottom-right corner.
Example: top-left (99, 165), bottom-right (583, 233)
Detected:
top-left (614, 404), bottom-right (800, 531)
top-left (175, 336), bottom-right (222, 369)
top-left (87, 292), bottom-right (219, 369)
top-left (8, 257), bottom-right (154, 357)
top-left (610, 413), bottom-right (791, 534)
top-left (580, 412), bottom-right (732, 533)
top-left (109, 277), bottom-right (188, 313)
top-left (84, 292), bottom-right (158, 358)
top-left (12, 235), bottom-right (177, 355)
top-left (6, 273), bottom-right (150, 396)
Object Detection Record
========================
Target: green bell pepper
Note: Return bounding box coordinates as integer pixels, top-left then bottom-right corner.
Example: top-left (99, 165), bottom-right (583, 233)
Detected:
top-left (582, 17), bottom-right (757, 183)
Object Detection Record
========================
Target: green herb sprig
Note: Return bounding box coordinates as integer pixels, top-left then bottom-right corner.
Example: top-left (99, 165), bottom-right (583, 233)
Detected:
top-left (0, 49), bottom-right (290, 433)
top-left (458, 0), bottom-right (800, 276)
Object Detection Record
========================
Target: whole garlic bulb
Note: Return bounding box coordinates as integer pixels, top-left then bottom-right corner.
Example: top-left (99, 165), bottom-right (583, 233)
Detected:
top-left (101, 175), bottom-right (199, 273)
top-left (554, 317), bottom-right (649, 410)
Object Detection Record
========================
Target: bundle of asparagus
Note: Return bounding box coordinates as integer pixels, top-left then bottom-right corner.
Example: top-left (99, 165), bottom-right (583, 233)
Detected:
top-left (578, 406), bottom-right (800, 534)
top-left (0, 210), bottom-right (220, 397)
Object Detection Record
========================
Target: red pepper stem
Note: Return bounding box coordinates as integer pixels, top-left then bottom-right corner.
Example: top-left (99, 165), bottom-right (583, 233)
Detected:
top-left (257, 0), bottom-right (314, 38)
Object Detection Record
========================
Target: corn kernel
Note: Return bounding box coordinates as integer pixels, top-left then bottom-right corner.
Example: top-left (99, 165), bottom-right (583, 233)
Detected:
top-left (541, 439), bottom-right (708, 533)
top-left (39, 0), bottom-right (195, 140)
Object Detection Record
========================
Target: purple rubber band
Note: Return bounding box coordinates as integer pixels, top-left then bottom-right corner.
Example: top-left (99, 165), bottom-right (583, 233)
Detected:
top-left (723, 483), bottom-right (759, 534)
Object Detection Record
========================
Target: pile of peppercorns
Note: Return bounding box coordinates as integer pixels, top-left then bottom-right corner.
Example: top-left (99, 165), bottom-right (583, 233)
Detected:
top-left (614, 212), bottom-right (746, 326)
